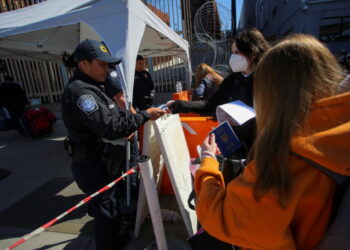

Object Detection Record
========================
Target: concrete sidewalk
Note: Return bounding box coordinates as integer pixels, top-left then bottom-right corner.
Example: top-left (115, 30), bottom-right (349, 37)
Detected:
top-left (0, 112), bottom-right (190, 250)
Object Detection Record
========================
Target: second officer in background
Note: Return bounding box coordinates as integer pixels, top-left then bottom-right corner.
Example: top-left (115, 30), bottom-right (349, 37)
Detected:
top-left (132, 55), bottom-right (155, 111)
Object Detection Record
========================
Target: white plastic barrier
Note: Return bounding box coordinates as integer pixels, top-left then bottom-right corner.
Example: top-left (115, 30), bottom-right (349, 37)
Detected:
top-left (134, 114), bottom-right (197, 238)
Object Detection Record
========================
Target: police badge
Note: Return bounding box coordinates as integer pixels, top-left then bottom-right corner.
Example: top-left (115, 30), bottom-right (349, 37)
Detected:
top-left (77, 95), bottom-right (99, 115)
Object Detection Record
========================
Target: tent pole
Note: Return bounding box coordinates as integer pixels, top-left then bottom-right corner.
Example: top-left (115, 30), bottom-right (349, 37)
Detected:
top-left (125, 114), bottom-right (131, 208)
top-left (116, 63), bottom-right (131, 208)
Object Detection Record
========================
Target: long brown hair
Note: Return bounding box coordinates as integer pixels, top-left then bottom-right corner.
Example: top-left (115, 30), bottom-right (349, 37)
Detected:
top-left (252, 34), bottom-right (343, 206)
top-left (195, 63), bottom-right (223, 87)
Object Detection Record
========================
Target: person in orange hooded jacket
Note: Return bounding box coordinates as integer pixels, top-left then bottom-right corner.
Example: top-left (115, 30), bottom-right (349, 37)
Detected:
top-left (195, 34), bottom-right (350, 250)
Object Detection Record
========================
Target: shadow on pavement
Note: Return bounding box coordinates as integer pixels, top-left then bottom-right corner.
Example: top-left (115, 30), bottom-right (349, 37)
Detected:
top-left (0, 177), bottom-right (93, 235)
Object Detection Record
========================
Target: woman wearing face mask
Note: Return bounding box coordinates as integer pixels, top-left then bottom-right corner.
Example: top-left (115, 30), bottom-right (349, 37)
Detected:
top-left (168, 28), bottom-right (270, 153)
top-left (168, 28), bottom-right (270, 114)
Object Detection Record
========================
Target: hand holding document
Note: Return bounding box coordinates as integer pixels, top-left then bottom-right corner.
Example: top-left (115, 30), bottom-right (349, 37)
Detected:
top-left (210, 121), bottom-right (241, 158)
top-left (157, 100), bottom-right (175, 113)
top-left (216, 100), bottom-right (255, 126)
top-left (158, 103), bottom-right (168, 110)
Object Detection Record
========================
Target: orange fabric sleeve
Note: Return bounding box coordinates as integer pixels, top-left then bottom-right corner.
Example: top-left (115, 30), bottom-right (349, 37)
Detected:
top-left (194, 157), bottom-right (335, 250)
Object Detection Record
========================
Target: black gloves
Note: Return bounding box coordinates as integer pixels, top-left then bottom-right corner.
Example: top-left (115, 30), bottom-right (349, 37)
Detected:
top-left (169, 100), bottom-right (209, 114)
top-left (169, 100), bottom-right (185, 114)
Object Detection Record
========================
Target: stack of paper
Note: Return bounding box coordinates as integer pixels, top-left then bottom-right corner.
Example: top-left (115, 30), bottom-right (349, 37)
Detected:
top-left (216, 100), bottom-right (256, 126)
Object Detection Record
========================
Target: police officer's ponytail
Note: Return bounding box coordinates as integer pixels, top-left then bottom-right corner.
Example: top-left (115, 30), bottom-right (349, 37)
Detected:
top-left (61, 52), bottom-right (77, 69)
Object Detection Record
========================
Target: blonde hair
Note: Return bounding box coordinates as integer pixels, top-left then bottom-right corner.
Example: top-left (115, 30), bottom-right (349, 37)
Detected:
top-left (195, 63), bottom-right (223, 87)
top-left (252, 34), bottom-right (343, 206)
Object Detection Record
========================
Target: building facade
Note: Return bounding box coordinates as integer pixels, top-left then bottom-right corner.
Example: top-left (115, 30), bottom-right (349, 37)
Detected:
top-left (238, 0), bottom-right (350, 54)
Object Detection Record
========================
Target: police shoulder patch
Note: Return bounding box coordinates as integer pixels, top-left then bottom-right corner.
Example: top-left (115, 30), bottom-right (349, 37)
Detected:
top-left (77, 95), bottom-right (99, 115)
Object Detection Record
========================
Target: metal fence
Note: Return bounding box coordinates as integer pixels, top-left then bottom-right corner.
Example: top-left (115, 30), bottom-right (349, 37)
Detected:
top-left (148, 56), bottom-right (187, 92)
top-left (143, 0), bottom-right (192, 91)
top-left (0, 0), bottom-right (45, 13)
top-left (143, 0), bottom-right (192, 41)
top-left (143, 0), bottom-right (234, 89)
top-left (3, 58), bottom-right (66, 104)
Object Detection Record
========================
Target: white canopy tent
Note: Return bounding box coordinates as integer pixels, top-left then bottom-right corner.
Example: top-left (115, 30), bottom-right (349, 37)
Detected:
top-left (0, 0), bottom-right (191, 101)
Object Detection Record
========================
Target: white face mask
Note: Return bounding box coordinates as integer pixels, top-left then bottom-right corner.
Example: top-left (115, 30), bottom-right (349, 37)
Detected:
top-left (229, 53), bottom-right (249, 73)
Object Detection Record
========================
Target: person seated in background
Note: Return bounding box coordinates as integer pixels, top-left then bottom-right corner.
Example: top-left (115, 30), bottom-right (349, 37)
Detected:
top-left (132, 55), bottom-right (155, 111)
top-left (192, 63), bottom-right (223, 101)
top-left (194, 34), bottom-right (350, 249)
top-left (0, 75), bottom-right (28, 136)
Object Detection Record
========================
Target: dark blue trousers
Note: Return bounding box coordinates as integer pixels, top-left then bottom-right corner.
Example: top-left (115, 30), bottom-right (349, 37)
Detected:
top-left (71, 158), bottom-right (125, 250)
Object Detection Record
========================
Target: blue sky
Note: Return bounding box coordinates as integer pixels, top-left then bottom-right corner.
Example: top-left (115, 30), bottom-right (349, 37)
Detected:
top-left (216, 0), bottom-right (243, 28)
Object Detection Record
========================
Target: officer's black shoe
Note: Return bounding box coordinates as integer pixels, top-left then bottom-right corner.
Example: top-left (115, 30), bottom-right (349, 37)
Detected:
top-left (114, 233), bottom-right (130, 250)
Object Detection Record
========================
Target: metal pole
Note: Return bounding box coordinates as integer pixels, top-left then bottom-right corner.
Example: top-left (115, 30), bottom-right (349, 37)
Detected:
top-left (115, 63), bottom-right (131, 207)
top-left (232, 0), bottom-right (236, 34)
top-left (126, 130), bottom-right (131, 207)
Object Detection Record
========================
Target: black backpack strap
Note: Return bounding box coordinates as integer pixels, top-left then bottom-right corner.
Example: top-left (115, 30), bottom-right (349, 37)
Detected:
top-left (187, 189), bottom-right (196, 210)
top-left (291, 152), bottom-right (348, 185)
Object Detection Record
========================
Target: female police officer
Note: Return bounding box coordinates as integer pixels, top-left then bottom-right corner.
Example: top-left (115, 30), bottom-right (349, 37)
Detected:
top-left (61, 39), bottom-right (165, 250)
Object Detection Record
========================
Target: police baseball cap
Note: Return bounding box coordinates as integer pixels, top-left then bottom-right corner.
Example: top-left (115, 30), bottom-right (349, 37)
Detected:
top-left (73, 39), bottom-right (121, 64)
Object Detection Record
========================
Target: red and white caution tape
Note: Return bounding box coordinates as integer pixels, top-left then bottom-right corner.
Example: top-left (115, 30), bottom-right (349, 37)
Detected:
top-left (5, 166), bottom-right (139, 250)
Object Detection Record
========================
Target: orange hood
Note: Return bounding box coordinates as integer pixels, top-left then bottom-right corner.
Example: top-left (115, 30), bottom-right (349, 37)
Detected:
top-left (291, 92), bottom-right (350, 176)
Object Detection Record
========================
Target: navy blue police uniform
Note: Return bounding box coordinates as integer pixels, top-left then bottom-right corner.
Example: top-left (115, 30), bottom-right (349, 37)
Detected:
top-left (132, 70), bottom-right (155, 110)
top-left (61, 39), bottom-right (150, 250)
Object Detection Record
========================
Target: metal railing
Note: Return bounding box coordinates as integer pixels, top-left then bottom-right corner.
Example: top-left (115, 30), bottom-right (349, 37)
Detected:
top-left (143, 0), bottom-right (192, 41)
top-left (4, 58), bottom-right (66, 104)
top-left (143, 0), bottom-right (192, 91)
top-left (148, 56), bottom-right (187, 92)
top-left (0, 0), bottom-right (46, 13)
top-left (143, 1), bottom-right (234, 89)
